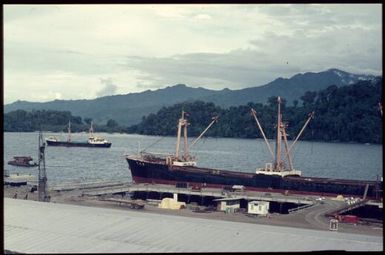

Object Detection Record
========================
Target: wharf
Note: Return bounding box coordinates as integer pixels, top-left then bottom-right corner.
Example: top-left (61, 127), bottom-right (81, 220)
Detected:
top-left (81, 183), bottom-right (314, 205)
top-left (78, 182), bottom-right (383, 228)
top-left (4, 181), bottom-right (383, 237)
top-left (4, 174), bottom-right (36, 187)
top-left (51, 180), bottom-right (128, 192)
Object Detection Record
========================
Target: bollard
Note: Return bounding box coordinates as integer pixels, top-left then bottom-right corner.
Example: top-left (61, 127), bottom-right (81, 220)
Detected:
top-left (329, 219), bottom-right (338, 231)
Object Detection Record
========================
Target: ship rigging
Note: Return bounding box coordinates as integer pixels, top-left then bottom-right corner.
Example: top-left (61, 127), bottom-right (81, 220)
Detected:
top-left (251, 96), bottom-right (314, 177)
top-left (126, 97), bottom-right (382, 199)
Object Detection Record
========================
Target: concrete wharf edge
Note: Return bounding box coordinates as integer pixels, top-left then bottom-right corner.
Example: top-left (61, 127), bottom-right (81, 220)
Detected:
top-left (81, 183), bottom-right (314, 205)
top-left (4, 198), bottom-right (383, 253)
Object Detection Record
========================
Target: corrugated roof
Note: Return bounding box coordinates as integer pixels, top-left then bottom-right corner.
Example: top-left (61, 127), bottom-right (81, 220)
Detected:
top-left (4, 198), bottom-right (382, 253)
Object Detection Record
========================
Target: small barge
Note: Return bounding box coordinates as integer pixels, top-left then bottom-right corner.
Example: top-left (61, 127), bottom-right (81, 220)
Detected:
top-left (8, 156), bottom-right (38, 167)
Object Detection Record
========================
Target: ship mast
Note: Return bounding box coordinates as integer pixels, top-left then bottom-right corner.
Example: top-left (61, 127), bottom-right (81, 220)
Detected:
top-left (183, 114), bottom-right (189, 160)
top-left (89, 121), bottom-right (94, 138)
top-left (275, 97), bottom-right (283, 171)
top-left (67, 120), bottom-right (72, 142)
top-left (175, 111), bottom-right (189, 160)
top-left (175, 111), bottom-right (218, 163)
top-left (252, 96), bottom-right (313, 177)
top-left (282, 125), bottom-right (295, 170)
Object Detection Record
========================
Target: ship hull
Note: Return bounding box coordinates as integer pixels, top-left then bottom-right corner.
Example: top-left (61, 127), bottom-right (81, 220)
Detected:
top-left (46, 140), bottom-right (111, 148)
top-left (126, 157), bottom-right (382, 199)
top-left (7, 161), bottom-right (37, 167)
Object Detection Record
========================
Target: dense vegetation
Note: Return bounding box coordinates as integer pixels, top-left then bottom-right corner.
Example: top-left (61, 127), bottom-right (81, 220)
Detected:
top-left (128, 80), bottom-right (383, 144)
top-left (3, 110), bottom-right (125, 133)
top-left (4, 79), bottom-right (382, 144)
top-left (5, 69), bottom-right (381, 127)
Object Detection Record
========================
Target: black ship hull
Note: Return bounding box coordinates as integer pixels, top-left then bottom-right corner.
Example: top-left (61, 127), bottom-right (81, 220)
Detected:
top-left (7, 156), bottom-right (37, 167)
top-left (126, 157), bottom-right (382, 200)
top-left (7, 161), bottom-right (37, 167)
top-left (46, 140), bottom-right (111, 148)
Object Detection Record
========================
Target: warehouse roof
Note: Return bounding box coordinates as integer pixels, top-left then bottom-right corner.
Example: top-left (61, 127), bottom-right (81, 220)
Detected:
top-left (4, 198), bottom-right (382, 253)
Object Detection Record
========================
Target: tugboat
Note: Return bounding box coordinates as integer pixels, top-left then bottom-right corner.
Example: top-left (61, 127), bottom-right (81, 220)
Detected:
top-left (126, 97), bottom-right (382, 200)
top-left (46, 121), bottom-right (112, 148)
top-left (7, 156), bottom-right (38, 167)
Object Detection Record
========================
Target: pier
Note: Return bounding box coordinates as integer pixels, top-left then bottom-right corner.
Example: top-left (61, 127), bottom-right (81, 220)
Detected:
top-left (4, 179), bottom-right (383, 243)
top-left (79, 182), bottom-right (314, 209)
top-left (51, 181), bottom-right (383, 215)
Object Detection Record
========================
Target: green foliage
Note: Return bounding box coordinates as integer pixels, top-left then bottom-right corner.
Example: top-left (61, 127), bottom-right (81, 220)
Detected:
top-left (4, 80), bottom-right (382, 144)
top-left (4, 110), bottom-right (125, 134)
top-left (128, 80), bottom-right (382, 144)
top-left (84, 118), bottom-right (93, 125)
top-left (106, 119), bottom-right (119, 128)
top-left (4, 110), bottom-right (75, 132)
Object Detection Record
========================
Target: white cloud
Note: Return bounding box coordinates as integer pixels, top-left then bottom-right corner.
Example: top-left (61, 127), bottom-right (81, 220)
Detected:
top-left (193, 14), bottom-right (211, 20)
top-left (3, 4), bottom-right (382, 104)
top-left (54, 93), bottom-right (62, 100)
top-left (97, 78), bottom-right (118, 97)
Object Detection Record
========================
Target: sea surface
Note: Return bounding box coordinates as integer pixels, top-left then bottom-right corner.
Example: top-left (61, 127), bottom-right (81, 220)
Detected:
top-left (3, 132), bottom-right (383, 186)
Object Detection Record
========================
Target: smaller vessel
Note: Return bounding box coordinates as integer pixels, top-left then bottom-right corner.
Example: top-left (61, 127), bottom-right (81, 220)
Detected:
top-left (7, 156), bottom-right (38, 167)
top-left (46, 121), bottom-right (112, 148)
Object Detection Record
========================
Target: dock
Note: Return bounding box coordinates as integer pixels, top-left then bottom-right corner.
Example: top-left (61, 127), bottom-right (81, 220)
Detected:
top-left (79, 182), bottom-right (314, 206)
top-left (99, 197), bottom-right (145, 209)
top-left (56, 181), bottom-right (384, 213)
top-left (4, 174), bottom-right (37, 187)
top-left (4, 179), bottom-right (383, 243)
top-left (51, 180), bottom-right (128, 192)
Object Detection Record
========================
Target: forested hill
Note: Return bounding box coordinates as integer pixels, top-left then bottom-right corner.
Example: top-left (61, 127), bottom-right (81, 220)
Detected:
top-left (4, 79), bottom-right (382, 144)
top-left (128, 79), bottom-right (383, 144)
top-left (3, 110), bottom-right (125, 133)
top-left (4, 68), bottom-right (380, 126)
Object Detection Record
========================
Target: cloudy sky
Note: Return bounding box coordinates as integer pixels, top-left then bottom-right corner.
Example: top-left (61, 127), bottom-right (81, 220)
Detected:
top-left (4, 4), bottom-right (382, 104)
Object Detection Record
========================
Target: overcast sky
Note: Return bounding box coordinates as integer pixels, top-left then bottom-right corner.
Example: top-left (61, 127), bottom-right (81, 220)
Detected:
top-left (4, 4), bottom-right (382, 104)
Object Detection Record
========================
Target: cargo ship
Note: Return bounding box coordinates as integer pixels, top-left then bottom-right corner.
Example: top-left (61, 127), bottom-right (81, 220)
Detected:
top-left (46, 121), bottom-right (111, 148)
top-left (126, 97), bottom-right (382, 200)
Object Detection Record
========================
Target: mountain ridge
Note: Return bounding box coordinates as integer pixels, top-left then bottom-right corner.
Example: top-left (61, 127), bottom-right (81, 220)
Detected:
top-left (4, 68), bottom-right (381, 126)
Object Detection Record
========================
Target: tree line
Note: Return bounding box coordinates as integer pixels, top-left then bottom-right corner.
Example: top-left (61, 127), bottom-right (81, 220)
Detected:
top-left (4, 79), bottom-right (382, 144)
top-left (4, 109), bottom-right (124, 133)
top-left (128, 79), bottom-right (382, 144)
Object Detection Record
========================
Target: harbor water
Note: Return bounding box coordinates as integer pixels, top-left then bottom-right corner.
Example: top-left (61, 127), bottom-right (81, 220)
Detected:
top-left (3, 132), bottom-right (383, 186)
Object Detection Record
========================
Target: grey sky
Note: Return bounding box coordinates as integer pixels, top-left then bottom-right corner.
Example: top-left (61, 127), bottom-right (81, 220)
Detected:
top-left (4, 4), bottom-right (382, 104)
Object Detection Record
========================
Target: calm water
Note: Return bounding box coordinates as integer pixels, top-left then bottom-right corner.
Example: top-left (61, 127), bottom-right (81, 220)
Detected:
top-left (3, 132), bottom-right (383, 186)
